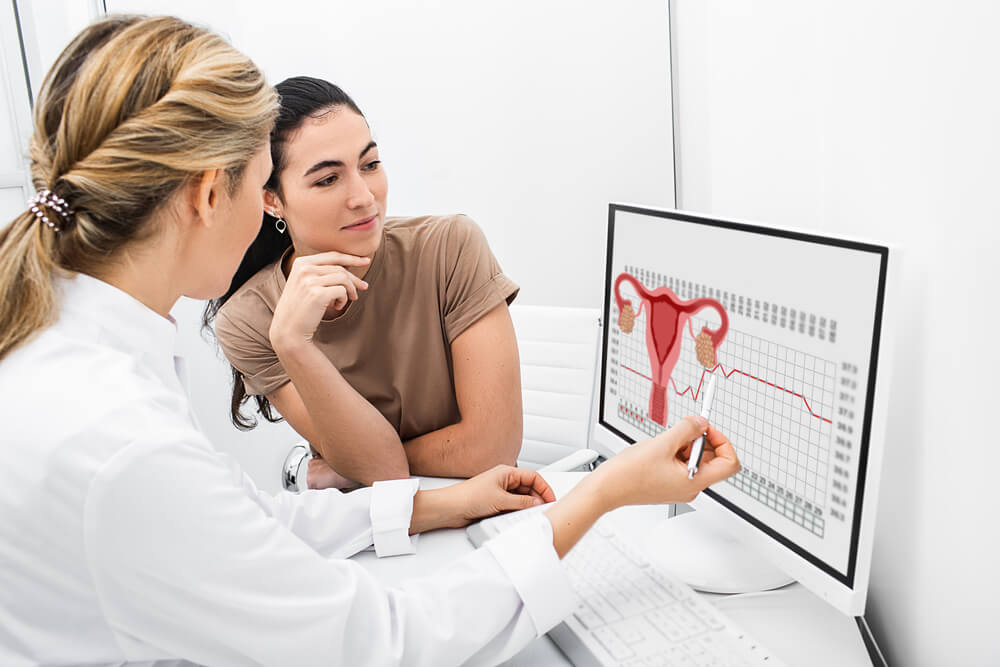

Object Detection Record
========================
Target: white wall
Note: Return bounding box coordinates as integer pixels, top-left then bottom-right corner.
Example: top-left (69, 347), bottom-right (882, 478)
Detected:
top-left (0, 1), bottom-right (35, 221)
top-left (13, 0), bottom-right (101, 100)
top-left (0, 1), bottom-right (105, 219)
top-left (108, 0), bottom-right (675, 309)
top-left (671, 1), bottom-right (1000, 665)
top-left (93, 0), bottom-right (675, 487)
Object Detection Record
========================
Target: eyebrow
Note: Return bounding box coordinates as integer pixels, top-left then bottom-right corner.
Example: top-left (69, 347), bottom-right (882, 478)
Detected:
top-left (302, 141), bottom-right (378, 178)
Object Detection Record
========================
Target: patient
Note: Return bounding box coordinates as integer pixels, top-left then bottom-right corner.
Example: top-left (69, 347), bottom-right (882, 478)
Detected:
top-left (207, 77), bottom-right (522, 487)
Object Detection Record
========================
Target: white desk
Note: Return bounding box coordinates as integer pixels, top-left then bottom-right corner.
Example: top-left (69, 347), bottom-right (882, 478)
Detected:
top-left (351, 472), bottom-right (874, 666)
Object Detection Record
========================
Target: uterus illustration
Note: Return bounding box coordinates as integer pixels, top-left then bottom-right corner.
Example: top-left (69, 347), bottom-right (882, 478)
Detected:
top-left (614, 272), bottom-right (729, 426)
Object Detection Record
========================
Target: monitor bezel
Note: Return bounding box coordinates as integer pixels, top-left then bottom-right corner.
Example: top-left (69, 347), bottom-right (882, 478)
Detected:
top-left (592, 202), bottom-right (896, 614)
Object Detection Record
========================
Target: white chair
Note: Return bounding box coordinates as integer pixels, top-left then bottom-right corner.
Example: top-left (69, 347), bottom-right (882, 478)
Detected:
top-left (282, 304), bottom-right (603, 490)
top-left (509, 304), bottom-right (601, 472)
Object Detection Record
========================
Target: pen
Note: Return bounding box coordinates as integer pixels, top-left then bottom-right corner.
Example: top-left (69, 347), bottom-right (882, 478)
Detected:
top-left (687, 373), bottom-right (718, 479)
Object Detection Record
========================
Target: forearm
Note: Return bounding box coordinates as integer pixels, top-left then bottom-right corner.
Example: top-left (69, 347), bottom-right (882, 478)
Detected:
top-left (544, 470), bottom-right (618, 558)
top-left (274, 338), bottom-right (408, 484)
top-left (408, 487), bottom-right (462, 534)
top-left (403, 419), bottom-right (520, 478)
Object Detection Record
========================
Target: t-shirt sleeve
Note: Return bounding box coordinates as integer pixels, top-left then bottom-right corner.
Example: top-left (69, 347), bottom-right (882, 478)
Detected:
top-left (214, 306), bottom-right (290, 397)
top-left (440, 215), bottom-right (519, 343)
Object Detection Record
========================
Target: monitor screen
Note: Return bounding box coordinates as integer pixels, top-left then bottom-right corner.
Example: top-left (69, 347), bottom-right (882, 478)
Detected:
top-left (598, 204), bottom-right (890, 591)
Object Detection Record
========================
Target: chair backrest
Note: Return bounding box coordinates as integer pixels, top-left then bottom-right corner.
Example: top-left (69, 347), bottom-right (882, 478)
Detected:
top-left (509, 304), bottom-right (601, 469)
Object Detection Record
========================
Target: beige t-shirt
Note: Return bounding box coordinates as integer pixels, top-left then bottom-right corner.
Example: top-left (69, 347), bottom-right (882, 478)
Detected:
top-left (215, 214), bottom-right (519, 441)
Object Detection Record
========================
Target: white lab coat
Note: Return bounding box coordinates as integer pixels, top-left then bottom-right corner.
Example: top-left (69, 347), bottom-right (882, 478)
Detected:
top-left (0, 273), bottom-right (575, 666)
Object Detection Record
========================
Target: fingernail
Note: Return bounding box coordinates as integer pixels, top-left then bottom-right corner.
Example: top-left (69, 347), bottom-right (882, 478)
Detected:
top-left (694, 416), bottom-right (708, 428)
top-left (532, 497), bottom-right (542, 506)
top-left (361, 281), bottom-right (369, 288)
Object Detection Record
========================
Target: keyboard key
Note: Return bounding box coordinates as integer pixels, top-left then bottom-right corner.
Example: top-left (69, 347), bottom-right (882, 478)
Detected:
top-left (585, 593), bottom-right (623, 625)
top-left (646, 607), bottom-right (687, 642)
top-left (674, 602), bottom-right (708, 637)
top-left (592, 626), bottom-right (637, 661)
top-left (573, 601), bottom-right (605, 630)
top-left (662, 646), bottom-right (698, 667)
top-left (646, 568), bottom-right (686, 600)
top-left (607, 617), bottom-right (647, 645)
top-left (608, 584), bottom-right (657, 617)
top-left (641, 580), bottom-right (676, 607)
top-left (690, 600), bottom-right (727, 631)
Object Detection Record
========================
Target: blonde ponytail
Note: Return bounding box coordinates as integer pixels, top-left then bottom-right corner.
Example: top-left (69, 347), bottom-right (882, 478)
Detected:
top-left (0, 212), bottom-right (66, 359)
top-left (0, 15), bottom-right (277, 361)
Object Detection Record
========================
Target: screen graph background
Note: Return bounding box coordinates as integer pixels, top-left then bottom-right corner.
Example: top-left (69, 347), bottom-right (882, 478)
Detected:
top-left (613, 273), bottom-right (835, 539)
top-left (601, 210), bottom-right (885, 576)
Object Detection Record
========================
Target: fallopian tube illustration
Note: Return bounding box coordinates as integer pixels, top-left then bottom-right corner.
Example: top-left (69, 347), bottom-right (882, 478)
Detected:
top-left (614, 272), bottom-right (729, 426)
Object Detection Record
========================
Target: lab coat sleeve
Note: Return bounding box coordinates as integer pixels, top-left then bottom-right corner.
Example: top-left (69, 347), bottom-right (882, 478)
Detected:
top-left (228, 452), bottom-right (420, 559)
top-left (83, 431), bottom-right (576, 667)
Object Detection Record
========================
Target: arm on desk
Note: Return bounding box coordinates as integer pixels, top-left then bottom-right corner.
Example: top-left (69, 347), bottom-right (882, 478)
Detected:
top-left (88, 434), bottom-right (571, 666)
top-left (411, 466), bottom-right (555, 534)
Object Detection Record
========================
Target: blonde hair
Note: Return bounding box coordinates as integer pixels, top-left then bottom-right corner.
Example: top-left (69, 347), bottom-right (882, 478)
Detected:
top-left (0, 15), bottom-right (277, 361)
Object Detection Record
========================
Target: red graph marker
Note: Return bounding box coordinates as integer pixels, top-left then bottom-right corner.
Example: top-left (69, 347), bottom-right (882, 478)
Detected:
top-left (620, 362), bottom-right (833, 425)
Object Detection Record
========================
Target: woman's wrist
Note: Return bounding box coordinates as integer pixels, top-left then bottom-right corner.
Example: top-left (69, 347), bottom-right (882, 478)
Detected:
top-left (543, 476), bottom-right (615, 558)
top-left (409, 487), bottom-right (461, 535)
top-left (571, 464), bottom-right (622, 514)
top-left (270, 328), bottom-right (311, 358)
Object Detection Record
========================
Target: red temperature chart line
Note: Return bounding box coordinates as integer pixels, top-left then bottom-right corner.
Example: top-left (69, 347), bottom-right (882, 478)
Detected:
top-left (619, 362), bottom-right (833, 425)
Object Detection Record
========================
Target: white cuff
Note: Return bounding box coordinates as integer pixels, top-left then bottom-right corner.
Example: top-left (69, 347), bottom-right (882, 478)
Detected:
top-left (484, 513), bottom-right (577, 635)
top-left (370, 478), bottom-right (420, 557)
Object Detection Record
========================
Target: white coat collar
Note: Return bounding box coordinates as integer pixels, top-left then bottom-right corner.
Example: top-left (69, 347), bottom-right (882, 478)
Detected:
top-left (56, 272), bottom-right (180, 385)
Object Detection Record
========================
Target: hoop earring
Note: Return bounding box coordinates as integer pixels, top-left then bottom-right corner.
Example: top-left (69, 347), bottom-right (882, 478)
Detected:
top-left (275, 217), bottom-right (287, 234)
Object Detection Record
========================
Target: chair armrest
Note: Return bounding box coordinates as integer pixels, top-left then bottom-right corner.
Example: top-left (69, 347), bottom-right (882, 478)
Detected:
top-left (538, 448), bottom-right (601, 472)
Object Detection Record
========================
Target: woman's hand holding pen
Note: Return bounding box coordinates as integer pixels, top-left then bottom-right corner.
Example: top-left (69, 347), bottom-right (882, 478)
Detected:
top-left (594, 416), bottom-right (739, 509)
top-left (269, 251), bottom-right (371, 351)
top-left (545, 417), bottom-right (740, 558)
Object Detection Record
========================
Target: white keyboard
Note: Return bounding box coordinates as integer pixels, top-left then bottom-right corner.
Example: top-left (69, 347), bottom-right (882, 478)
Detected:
top-left (467, 506), bottom-right (784, 667)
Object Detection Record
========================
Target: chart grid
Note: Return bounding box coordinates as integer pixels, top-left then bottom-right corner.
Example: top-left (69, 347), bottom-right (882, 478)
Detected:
top-left (609, 272), bottom-right (837, 538)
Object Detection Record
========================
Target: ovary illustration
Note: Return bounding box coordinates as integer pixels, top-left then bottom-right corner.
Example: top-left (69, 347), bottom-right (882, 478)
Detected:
top-left (614, 272), bottom-right (729, 426)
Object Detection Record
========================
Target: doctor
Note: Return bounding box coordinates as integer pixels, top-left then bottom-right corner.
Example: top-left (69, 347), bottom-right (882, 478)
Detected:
top-left (0, 15), bottom-right (740, 667)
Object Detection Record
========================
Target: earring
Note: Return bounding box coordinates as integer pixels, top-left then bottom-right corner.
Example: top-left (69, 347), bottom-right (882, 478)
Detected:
top-left (274, 217), bottom-right (287, 234)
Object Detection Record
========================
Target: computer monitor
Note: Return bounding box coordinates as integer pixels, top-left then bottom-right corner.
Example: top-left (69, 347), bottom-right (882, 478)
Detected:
top-left (590, 203), bottom-right (897, 616)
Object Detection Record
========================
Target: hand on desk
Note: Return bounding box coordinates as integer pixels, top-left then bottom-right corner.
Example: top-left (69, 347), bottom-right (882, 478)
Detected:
top-left (409, 466), bottom-right (556, 534)
top-left (448, 465), bottom-right (556, 526)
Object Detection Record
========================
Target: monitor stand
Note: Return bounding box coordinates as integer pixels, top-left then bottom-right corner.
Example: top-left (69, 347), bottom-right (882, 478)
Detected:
top-left (644, 508), bottom-right (794, 594)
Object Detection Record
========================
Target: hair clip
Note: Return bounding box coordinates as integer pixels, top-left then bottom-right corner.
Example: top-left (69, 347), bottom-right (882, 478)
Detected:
top-left (27, 189), bottom-right (74, 232)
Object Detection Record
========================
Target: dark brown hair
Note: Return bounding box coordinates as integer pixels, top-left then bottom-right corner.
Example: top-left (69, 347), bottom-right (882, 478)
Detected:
top-left (203, 76), bottom-right (364, 429)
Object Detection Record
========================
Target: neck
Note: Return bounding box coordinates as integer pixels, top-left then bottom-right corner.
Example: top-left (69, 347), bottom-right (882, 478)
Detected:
top-left (92, 239), bottom-right (182, 321)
